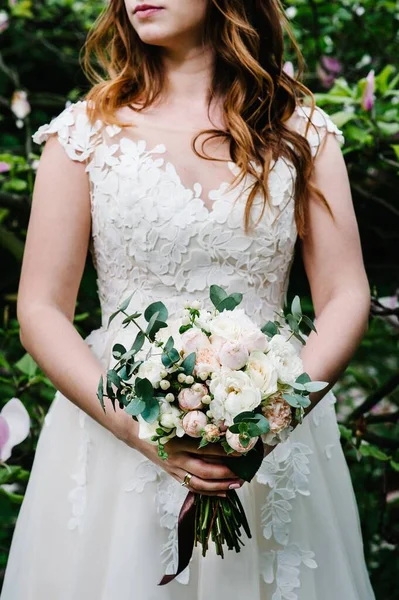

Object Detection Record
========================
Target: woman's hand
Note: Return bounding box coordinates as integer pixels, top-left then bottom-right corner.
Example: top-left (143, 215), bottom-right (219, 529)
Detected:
top-left (121, 418), bottom-right (244, 497)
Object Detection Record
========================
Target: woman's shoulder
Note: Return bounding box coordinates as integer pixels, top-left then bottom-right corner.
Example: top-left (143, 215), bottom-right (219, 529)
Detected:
top-left (287, 102), bottom-right (345, 155)
top-left (31, 100), bottom-right (104, 163)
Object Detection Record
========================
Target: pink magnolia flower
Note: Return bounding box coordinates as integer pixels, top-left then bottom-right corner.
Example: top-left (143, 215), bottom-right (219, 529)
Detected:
top-left (0, 11), bottom-right (9, 34)
top-left (283, 61), bottom-right (294, 78)
top-left (0, 398), bottom-right (30, 463)
top-left (11, 90), bottom-right (31, 120)
top-left (361, 70), bottom-right (375, 111)
top-left (182, 410), bottom-right (207, 438)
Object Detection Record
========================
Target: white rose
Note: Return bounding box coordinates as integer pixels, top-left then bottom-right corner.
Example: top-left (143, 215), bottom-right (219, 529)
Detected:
top-left (209, 308), bottom-right (268, 353)
top-left (209, 368), bottom-right (262, 426)
top-left (246, 351), bottom-right (278, 397)
top-left (181, 328), bottom-right (211, 355)
top-left (267, 334), bottom-right (303, 384)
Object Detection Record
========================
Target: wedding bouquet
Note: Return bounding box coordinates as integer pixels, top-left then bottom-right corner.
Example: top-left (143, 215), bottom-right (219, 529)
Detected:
top-left (97, 286), bottom-right (327, 583)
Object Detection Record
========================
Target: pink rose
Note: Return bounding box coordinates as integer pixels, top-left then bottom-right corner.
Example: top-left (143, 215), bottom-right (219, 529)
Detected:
top-left (218, 341), bottom-right (249, 370)
top-left (178, 384), bottom-right (208, 411)
top-left (182, 410), bottom-right (207, 438)
top-left (181, 329), bottom-right (210, 355)
top-left (262, 393), bottom-right (292, 433)
top-left (225, 430), bottom-right (258, 453)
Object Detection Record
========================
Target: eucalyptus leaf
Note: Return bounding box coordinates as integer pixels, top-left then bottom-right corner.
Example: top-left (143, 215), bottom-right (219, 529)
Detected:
top-left (119, 293), bottom-right (135, 312)
top-left (144, 301), bottom-right (168, 323)
top-left (112, 344), bottom-right (126, 360)
top-left (125, 396), bottom-right (146, 416)
top-left (97, 376), bottom-right (105, 412)
top-left (261, 321), bottom-right (278, 337)
top-left (141, 396), bottom-right (160, 423)
top-left (210, 284), bottom-right (228, 308)
top-left (301, 314), bottom-right (317, 333)
top-left (135, 377), bottom-right (154, 399)
top-left (303, 381), bottom-right (329, 393)
top-left (181, 352), bottom-right (196, 375)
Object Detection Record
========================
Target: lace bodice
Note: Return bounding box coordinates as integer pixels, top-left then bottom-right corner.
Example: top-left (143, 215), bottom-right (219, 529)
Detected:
top-left (32, 101), bottom-right (344, 326)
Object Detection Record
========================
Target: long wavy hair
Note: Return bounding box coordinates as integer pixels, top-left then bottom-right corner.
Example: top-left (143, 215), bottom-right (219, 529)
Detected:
top-left (82, 0), bottom-right (331, 237)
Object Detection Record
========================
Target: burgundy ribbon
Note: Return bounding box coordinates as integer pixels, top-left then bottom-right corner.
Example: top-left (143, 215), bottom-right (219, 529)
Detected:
top-left (159, 491), bottom-right (197, 586)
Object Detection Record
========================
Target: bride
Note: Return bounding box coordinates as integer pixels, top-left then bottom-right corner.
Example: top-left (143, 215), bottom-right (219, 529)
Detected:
top-left (1, 1), bottom-right (375, 598)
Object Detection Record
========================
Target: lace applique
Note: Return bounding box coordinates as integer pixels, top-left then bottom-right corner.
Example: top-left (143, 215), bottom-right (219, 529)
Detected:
top-left (32, 100), bottom-right (101, 162)
top-left (67, 409), bottom-right (90, 533)
top-left (261, 543), bottom-right (317, 600)
top-left (294, 105), bottom-right (345, 157)
top-left (257, 440), bottom-right (317, 598)
top-left (125, 459), bottom-right (190, 584)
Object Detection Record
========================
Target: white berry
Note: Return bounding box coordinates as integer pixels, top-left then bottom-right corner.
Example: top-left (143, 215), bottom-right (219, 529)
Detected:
top-left (206, 410), bottom-right (213, 418)
top-left (192, 300), bottom-right (201, 310)
top-left (165, 393), bottom-right (175, 402)
top-left (185, 375), bottom-right (194, 385)
top-left (202, 395), bottom-right (211, 405)
top-left (177, 373), bottom-right (186, 383)
top-left (160, 380), bottom-right (171, 391)
top-left (199, 371), bottom-right (209, 381)
top-left (160, 369), bottom-right (168, 379)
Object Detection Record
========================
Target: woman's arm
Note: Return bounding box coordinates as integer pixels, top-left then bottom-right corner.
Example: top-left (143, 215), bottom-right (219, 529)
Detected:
top-left (299, 132), bottom-right (371, 410)
top-left (17, 132), bottom-right (240, 495)
top-left (17, 135), bottom-right (131, 439)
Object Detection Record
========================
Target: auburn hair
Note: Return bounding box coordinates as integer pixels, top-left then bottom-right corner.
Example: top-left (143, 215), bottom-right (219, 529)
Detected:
top-left (82, 0), bottom-right (332, 237)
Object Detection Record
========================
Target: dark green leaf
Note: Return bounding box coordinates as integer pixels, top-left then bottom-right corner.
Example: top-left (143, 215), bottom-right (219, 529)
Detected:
top-left (217, 294), bottom-right (243, 312)
top-left (261, 321), bottom-right (278, 337)
top-left (144, 301), bottom-right (168, 323)
top-left (302, 314), bottom-right (317, 333)
top-left (97, 376), bottom-right (105, 412)
top-left (223, 438), bottom-right (264, 481)
top-left (164, 336), bottom-right (174, 353)
top-left (141, 396), bottom-right (160, 423)
top-left (181, 352), bottom-right (196, 375)
top-left (125, 396), bottom-right (146, 416)
top-left (135, 377), bottom-right (154, 399)
top-left (179, 324), bottom-right (193, 335)
top-left (112, 344), bottom-right (126, 360)
top-left (210, 284), bottom-right (228, 308)
top-left (162, 347), bottom-right (180, 367)
top-left (131, 331), bottom-right (145, 355)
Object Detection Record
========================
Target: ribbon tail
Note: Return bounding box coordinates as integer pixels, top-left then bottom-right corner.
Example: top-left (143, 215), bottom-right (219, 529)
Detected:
top-left (158, 490), bottom-right (197, 586)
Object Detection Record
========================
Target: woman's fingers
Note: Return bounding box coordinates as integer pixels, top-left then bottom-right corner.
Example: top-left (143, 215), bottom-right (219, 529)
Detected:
top-left (183, 455), bottom-right (239, 480)
top-left (173, 467), bottom-right (244, 495)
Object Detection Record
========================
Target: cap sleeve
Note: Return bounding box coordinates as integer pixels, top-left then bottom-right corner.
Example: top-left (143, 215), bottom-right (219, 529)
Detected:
top-left (31, 100), bottom-right (102, 163)
top-left (293, 104), bottom-right (345, 157)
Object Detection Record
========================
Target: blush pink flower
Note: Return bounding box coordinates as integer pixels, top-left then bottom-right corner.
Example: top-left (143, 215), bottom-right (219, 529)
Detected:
top-left (262, 393), bottom-right (292, 434)
top-left (0, 398), bottom-right (31, 463)
top-left (194, 346), bottom-right (220, 377)
top-left (225, 430), bottom-right (258, 453)
top-left (181, 329), bottom-right (210, 355)
top-left (178, 384), bottom-right (208, 411)
top-left (361, 70), bottom-right (375, 111)
top-left (218, 341), bottom-right (249, 370)
top-left (182, 410), bottom-right (207, 438)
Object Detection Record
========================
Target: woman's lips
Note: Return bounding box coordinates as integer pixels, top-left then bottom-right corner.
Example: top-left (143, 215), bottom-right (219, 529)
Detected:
top-left (134, 6), bottom-right (164, 19)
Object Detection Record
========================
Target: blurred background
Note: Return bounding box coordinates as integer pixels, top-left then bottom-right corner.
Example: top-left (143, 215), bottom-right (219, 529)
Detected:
top-left (0, 0), bottom-right (398, 596)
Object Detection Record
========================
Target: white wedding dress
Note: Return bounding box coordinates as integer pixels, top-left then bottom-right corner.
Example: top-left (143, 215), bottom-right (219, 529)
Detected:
top-left (1, 100), bottom-right (375, 600)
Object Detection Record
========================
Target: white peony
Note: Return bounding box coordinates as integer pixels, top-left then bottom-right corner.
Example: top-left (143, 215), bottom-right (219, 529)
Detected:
top-left (209, 368), bottom-right (262, 426)
top-left (246, 351), bottom-right (278, 397)
top-left (209, 308), bottom-right (268, 354)
top-left (181, 328), bottom-right (211, 355)
top-left (218, 341), bottom-right (249, 370)
top-left (137, 358), bottom-right (163, 387)
top-left (267, 334), bottom-right (303, 384)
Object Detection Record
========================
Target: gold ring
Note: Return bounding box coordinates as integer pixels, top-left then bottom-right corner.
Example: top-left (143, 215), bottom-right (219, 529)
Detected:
top-left (182, 472), bottom-right (193, 487)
